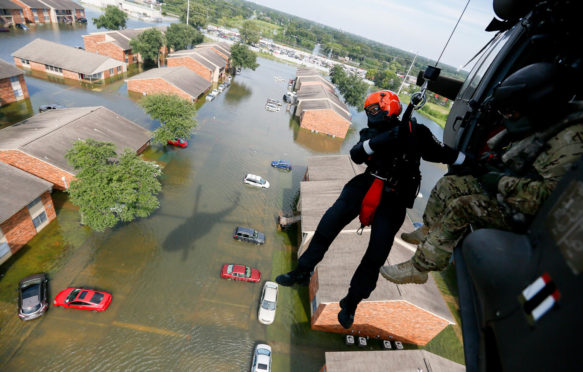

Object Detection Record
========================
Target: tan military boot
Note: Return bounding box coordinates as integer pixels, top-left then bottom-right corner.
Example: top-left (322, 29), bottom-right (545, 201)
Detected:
top-left (401, 225), bottom-right (429, 245)
top-left (380, 260), bottom-right (428, 284)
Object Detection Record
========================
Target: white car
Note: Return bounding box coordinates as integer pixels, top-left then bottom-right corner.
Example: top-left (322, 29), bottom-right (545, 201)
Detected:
top-left (205, 93), bottom-right (215, 101)
top-left (244, 174), bottom-right (270, 189)
top-left (258, 281), bottom-right (278, 325)
top-left (218, 83), bottom-right (225, 92)
top-left (211, 88), bottom-right (219, 95)
top-left (250, 344), bottom-right (271, 372)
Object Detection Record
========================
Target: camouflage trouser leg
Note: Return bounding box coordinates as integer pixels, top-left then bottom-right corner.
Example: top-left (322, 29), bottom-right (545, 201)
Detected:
top-left (413, 194), bottom-right (511, 271)
top-left (423, 175), bottom-right (484, 228)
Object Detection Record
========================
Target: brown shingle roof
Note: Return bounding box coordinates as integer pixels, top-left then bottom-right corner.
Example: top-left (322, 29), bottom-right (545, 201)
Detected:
top-left (18, 0), bottom-right (49, 8)
top-left (11, 39), bottom-right (124, 75)
top-left (168, 47), bottom-right (227, 70)
top-left (0, 106), bottom-right (151, 173)
top-left (127, 66), bottom-right (211, 99)
top-left (0, 58), bottom-right (23, 80)
top-left (89, 27), bottom-right (167, 51)
top-left (0, 162), bottom-right (52, 225)
top-left (297, 84), bottom-right (351, 121)
top-left (37, 0), bottom-right (83, 10)
top-left (323, 350), bottom-right (465, 372)
top-left (196, 42), bottom-right (231, 58)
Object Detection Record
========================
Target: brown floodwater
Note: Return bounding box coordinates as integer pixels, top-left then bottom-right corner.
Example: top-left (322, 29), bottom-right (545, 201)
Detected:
top-left (0, 12), bottom-right (451, 371)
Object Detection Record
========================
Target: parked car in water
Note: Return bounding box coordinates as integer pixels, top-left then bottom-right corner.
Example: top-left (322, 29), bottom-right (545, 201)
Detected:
top-left (233, 226), bottom-right (265, 245)
top-left (53, 288), bottom-right (112, 311)
top-left (218, 83), bottom-right (225, 92)
top-left (18, 273), bottom-right (49, 320)
top-left (211, 89), bottom-right (219, 96)
top-left (76, 17), bottom-right (87, 23)
top-left (258, 281), bottom-right (278, 325)
top-left (244, 174), bottom-right (270, 189)
top-left (205, 92), bottom-right (215, 101)
top-left (250, 344), bottom-right (272, 372)
top-left (15, 23), bottom-right (29, 31)
top-left (39, 104), bottom-right (64, 113)
top-left (271, 160), bottom-right (292, 171)
top-left (167, 138), bottom-right (188, 148)
top-left (221, 264), bottom-right (261, 283)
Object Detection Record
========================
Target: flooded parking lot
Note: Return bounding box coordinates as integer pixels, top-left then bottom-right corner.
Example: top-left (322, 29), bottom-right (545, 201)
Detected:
top-left (0, 13), bottom-right (452, 370)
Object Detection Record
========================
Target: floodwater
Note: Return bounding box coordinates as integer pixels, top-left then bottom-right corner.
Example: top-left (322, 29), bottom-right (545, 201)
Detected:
top-left (0, 12), bottom-right (449, 371)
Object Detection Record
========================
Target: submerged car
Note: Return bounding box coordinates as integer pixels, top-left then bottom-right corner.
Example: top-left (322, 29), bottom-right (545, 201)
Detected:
top-left (18, 273), bottom-right (49, 320)
top-left (271, 160), bottom-right (292, 171)
top-left (250, 344), bottom-right (272, 372)
top-left (211, 89), bottom-right (219, 96)
top-left (221, 264), bottom-right (261, 283)
top-left (39, 104), bottom-right (64, 113)
top-left (234, 226), bottom-right (265, 245)
top-left (53, 288), bottom-right (112, 311)
top-left (244, 174), bottom-right (270, 188)
top-left (218, 83), bottom-right (225, 92)
top-left (168, 138), bottom-right (188, 148)
top-left (205, 93), bottom-right (215, 101)
top-left (258, 281), bottom-right (278, 325)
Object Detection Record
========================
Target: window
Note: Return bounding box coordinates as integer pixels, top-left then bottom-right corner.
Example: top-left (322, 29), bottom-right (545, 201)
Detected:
top-left (117, 66), bottom-right (121, 73)
top-left (14, 88), bottom-right (23, 97)
top-left (10, 76), bottom-right (18, 83)
top-left (0, 229), bottom-right (9, 259)
top-left (21, 59), bottom-right (30, 65)
top-left (45, 64), bottom-right (62, 74)
top-left (109, 68), bottom-right (114, 75)
top-left (32, 212), bottom-right (47, 229)
top-left (27, 197), bottom-right (42, 210)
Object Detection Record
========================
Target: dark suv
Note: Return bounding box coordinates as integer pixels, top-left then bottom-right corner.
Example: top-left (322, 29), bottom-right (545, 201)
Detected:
top-left (233, 227), bottom-right (265, 245)
top-left (18, 273), bottom-right (49, 320)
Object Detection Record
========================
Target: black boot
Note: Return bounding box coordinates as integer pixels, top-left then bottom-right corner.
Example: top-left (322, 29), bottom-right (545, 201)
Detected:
top-left (337, 293), bottom-right (360, 329)
top-left (275, 268), bottom-right (311, 287)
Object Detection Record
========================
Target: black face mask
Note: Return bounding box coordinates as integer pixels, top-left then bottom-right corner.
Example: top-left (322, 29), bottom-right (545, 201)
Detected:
top-left (503, 116), bottom-right (533, 137)
top-left (367, 111), bottom-right (399, 130)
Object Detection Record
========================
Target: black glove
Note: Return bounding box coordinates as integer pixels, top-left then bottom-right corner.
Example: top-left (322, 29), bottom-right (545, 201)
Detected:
top-left (445, 154), bottom-right (482, 176)
top-left (479, 172), bottom-right (504, 194)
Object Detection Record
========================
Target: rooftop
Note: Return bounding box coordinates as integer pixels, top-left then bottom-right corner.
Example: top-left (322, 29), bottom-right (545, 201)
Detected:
top-left (18, 0), bottom-right (50, 8)
top-left (0, 162), bottom-right (52, 225)
top-left (196, 42), bottom-right (231, 58)
top-left (0, 106), bottom-right (151, 173)
top-left (87, 27), bottom-right (167, 51)
top-left (323, 350), bottom-right (465, 372)
top-left (0, 0), bottom-right (21, 9)
top-left (127, 66), bottom-right (211, 99)
top-left (0, 58), bottom-right (23, 80)
top-left (35, 0), bottom-right (83, 10)
top-left (296, 84), bottom-right (350, 119)
top-left (168, 47), bottom-right (227, 69)
top-left (12, 39), bottom-right (124, 75)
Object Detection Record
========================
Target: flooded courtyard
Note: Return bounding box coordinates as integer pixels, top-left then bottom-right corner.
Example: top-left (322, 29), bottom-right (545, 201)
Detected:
top-left (0, 12), bottom-right (456, 371)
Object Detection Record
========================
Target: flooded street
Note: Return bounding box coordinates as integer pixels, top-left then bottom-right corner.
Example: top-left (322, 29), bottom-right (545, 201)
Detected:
top-left (0, 13), bottom-right (449, 371)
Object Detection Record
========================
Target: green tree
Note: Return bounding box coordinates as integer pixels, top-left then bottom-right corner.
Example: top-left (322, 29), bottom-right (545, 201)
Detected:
top-left (165, 23), bottom-right (203, 51)
top-left (130, 28), bottom-right (165, 67)
top-left (179, 2), bottom-right (207, 29)
top-left (140, 94), bottom-right (198, 144)
top-left (230, 43), bottom-right (259, 71)
top-left (365, 69), bottom-right (377, 81)
top-left (329, 65), bottom-right (368, 109)
top-left (92, 6), bottom-right (127, 30)
top-left (374, 70), bottom-right (400, 91)
top-left (65, 139), bottom-right (161, 232)
top-left (240, 20), bottom-right (260, 45)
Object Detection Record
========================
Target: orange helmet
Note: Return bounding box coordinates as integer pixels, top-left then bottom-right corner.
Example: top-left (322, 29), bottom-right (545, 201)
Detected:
top-left (364, 90), bottom-right (402, 122)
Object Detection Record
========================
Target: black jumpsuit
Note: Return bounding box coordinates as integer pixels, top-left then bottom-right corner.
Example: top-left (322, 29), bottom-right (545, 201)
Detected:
top-left (296, 120), bottom-right (459, 302)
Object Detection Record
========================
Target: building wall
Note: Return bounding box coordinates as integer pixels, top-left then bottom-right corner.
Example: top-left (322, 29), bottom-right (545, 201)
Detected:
top-left (128, 78), bottom-right (196, 102)
top-left (0, 150), bottom-right (74, 190)
top-left (62, 69), bottom-right (79, 80)
top-left (167, 57), bottom-right (212, 82)
top-left (0, 190), bottom-right (56, 264)
top-left (83, 35), bottom-right (127, 62)
top-left (4, 9), bottom-right (25, 24)
top-left (0, 74), bottom-right (28, 106)
top-left (13, 56), bottom-right (123, 81)
top-left (311, 300), bottom-right (450, 345)
top-left (300, 110), bottom-right (350, 138)
top-left (83, 34), bottom-right (107, 54)
top-left (10, 0), bottom-right (33, 23)
top-left (75, 9), bottom-right (84, 19)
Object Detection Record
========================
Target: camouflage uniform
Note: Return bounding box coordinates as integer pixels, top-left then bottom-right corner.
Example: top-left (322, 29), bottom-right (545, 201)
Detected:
top-left (413, 121), bottom-right (583, 272)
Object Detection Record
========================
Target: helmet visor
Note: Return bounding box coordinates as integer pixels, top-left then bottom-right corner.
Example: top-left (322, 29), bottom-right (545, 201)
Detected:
top-left (365, 103), bottom-right (382, 116)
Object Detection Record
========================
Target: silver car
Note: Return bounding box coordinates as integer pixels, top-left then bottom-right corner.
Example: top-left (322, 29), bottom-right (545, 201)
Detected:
top-left (18, 273), bottom-right (49, 320)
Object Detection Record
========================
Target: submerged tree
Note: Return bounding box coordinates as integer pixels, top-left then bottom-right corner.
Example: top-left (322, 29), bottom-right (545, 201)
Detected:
top-left (230, 43), bottom-right (258, 72)
top-left (130, 28), bottom-right (165, 67)
top-left (140, 94), bottom-right (198, 144)
top-left (65, 139), bottom-right (162, 232)
top-left (92, 6), bottom-right (127, 30)
top-left (165, 23), bottom-right (203, 51)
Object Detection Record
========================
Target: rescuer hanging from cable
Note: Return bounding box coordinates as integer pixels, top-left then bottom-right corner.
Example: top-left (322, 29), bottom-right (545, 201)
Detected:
top-left (276, 90), bottom-right (468, 329)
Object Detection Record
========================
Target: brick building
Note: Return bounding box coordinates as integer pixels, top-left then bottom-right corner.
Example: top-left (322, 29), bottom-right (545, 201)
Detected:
top-left (83, 27), bottom-right (166, 64)
top-left (320, 350), bottom-right (465, 372)
top-left (0, 58), bottom-right (28, 107)
top-left (35, 0), bottom-right (84, 23)
top-left (0, 162), bottom-right (55, 266)
top-left (0, 106), bottom-right (152, 190)
top-left (295, 67), bottom-right (335, 92)
top-left (295, 83), bottom-right (352, 138)
top-left (12, 38), bottom-right (126, 82)
top-left (167, 46), bottom-right (229, 83)
top-left (0, 0), bottom-right (24, 27)
top-left (195, 42), bottom-right (231, 65)
top-left (10, 0), bottom-right (50, 24)
top-left (299, 156), bottom-right (455, 345)
top-left (127, 66), bottom-right (211, 102)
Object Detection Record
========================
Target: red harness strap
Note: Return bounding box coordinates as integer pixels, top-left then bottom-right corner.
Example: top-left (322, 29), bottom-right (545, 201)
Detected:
top-left (358, 178), bottom-right (384, 233)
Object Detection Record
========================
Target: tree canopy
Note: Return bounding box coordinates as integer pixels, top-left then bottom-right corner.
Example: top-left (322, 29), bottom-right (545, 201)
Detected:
top-left (140, 94), bottom-right (198, 144)
top-left (130, 29), bottom-right (165, 67)
top-left (92, 6), bottom-right (127, 30)
top-left (165, 23), bottom-right (203, 51)
top-left (240, 20), bottom-right (260, 45)
top-left (373, 69), bottom-right (400, 91)
top-left (65, 139), bottom-right (161, 232)
top-left (330, 65), bottom-right (369, 109)
top-left (230, 43), bottom-right (258, 71)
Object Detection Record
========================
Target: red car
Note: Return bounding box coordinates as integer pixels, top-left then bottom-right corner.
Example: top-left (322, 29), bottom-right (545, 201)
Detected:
top-left (221, 264), bottom-right (261, 282)
top-left (53, 288), bottom-right (112, 311)
top-left (168, 138), bottom-right (188, 148)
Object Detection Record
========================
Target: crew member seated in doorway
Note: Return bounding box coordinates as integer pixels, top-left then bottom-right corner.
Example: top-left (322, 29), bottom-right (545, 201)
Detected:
top-left (381, 62), bottom-right (583, 285)
top-left (276, 90), bottom-right (466, 329)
